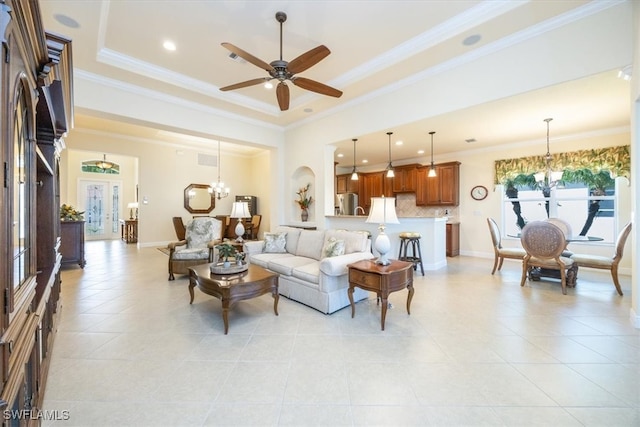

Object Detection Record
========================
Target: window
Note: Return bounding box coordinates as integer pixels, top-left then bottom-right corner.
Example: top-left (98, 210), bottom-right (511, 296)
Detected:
top-left (12, 83), bottom-right (32, 293)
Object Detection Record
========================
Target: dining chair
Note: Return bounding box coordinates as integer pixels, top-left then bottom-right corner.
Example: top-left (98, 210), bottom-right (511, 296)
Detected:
top-left (520, 221), bottom-right (575, 295)
top-left (545, 217), bottom-right (574, 257)
top-left (487, 217), bottom-right (526, 274)
top-left (570, 222), bottom-right (632, 296)
top-left (244, 214), bottom-right (262, 240)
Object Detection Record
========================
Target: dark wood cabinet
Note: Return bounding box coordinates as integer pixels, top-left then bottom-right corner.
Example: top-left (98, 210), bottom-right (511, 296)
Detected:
top-left (446, 223), bottom-right (460, 257)
top-left (61, 221), bottom-right (86, 267)
top-left (360, 172), bottom-right (394, 210)
top-left (416, 162), bottom-right (461, 206)
top-left (392, 165), bottom-right (418, 193)
top-left (0, 1), bottom-right (73, 417)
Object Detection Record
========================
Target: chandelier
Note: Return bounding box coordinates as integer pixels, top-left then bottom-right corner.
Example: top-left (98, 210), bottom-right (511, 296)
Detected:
top-left (94, 154), bottom-right (115, 172)
top-left (209, 140), bottom-right (230, 199)
top-left (534, 118), bottom-right (563, 193)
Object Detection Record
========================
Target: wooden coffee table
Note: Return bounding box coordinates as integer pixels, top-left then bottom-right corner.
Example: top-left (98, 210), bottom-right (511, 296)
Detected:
top-left (188, 263), bottom-right (279, 334)
top-left (347, 259), bottom-right (414, 331)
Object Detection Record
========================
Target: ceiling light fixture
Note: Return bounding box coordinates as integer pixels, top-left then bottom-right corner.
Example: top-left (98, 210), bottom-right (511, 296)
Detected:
top-left (95, 154), bottom-right (115, 172)
top-left (350, 138), bottom-right (359, 181)
top-left (534, 118), bottom-right (563, 193)
top-left (209, 140), bottom-right (230, 199)
top-left (428, 132), bottom-right (437, 178)
top-left (385, 132), bottom-right (394, 178)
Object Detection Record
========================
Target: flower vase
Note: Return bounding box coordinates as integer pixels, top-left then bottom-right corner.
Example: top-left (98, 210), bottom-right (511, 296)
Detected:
top-left (301, 209), bottom-right (309, 222)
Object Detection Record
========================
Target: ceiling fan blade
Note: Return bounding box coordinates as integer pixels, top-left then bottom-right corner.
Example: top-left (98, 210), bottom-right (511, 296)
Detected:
top-left (276, 82), bottom-right (290, 111)
top-left (221, 42), bottom-right (274, 72)
top-left (220, 78), bottom-right (270, 91)
top-left (292, 77), bottom-right (343, 98)
top-left (287, 45), bottom-right (331, 74)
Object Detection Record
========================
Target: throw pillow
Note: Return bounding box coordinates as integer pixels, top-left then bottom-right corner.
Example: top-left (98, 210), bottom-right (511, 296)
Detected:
top-left (322, 237), bottom-right (345, 258)
top-left (263, 232), bottom-right (287, 253)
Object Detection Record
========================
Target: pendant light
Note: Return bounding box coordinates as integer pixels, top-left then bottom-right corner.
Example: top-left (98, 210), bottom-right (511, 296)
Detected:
top-left (385, 132), bottom-right (394, 178)
top-left (428, 131), bottom-right (437, 177)
top-left (350, 138), bottom-right (359, 181)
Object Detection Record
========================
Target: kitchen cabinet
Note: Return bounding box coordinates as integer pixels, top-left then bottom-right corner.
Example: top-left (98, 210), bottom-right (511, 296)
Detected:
top-left (361, 172), bottom-right (394, 210)
top-left (416, 162), bottom-right (460, 206)
top-left (391, 164), bottom-right (419, 193)
top-left (446, 222), bottom-right (460, 257)
top-left (336, 173), bottom-right (359, 194)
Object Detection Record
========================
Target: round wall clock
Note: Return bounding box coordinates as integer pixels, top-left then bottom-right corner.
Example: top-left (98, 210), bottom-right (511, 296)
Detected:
top-left (471, 185), bottom-right (488, 200)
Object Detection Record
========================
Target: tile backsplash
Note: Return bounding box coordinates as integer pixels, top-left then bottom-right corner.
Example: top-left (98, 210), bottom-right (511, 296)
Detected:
top-left (395, 193), bottom-right (458, 219)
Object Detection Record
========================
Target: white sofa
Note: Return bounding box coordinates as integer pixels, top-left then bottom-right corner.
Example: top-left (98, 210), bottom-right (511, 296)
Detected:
top-left (243, 226), bottom-right (373, 314)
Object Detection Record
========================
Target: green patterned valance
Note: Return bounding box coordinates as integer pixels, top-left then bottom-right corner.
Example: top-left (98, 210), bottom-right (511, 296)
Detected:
top-left (494, 145), bottom-right (630, 184)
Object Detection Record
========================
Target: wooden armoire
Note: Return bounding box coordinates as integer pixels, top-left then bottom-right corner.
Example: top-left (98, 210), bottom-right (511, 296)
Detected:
top-left (0, 1), bottom-right (73, 422)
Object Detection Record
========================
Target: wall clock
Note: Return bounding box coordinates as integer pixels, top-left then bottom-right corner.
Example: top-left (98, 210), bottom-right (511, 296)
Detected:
top-left (471, 185), bottom-right (488, 200)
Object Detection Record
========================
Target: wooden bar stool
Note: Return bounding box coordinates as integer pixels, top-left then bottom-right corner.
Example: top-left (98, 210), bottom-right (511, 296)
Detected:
top-left (398, 232), bottom-right (424, 276)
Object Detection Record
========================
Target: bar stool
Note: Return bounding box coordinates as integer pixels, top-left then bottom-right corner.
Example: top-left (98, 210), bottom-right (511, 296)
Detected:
top-left (398, 232), bottom-right (424, 276)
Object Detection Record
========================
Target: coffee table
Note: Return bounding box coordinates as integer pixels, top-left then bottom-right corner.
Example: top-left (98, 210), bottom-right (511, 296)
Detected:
top-left (188, 263), bottom-right (279, 334)
top-left (347, 259), bottom-right (414, 330)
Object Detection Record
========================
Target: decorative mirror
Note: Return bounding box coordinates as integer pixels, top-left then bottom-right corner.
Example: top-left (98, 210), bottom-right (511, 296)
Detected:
top-left (184, 183), bottom-right (215, 214)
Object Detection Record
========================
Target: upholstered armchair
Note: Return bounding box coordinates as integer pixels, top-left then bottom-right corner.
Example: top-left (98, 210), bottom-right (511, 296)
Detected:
top-left (167, 217), bottom-right (223, 280)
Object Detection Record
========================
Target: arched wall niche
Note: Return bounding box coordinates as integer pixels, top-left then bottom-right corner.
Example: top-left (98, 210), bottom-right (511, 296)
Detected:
top-left (291, 166), bottom-right (315, 223)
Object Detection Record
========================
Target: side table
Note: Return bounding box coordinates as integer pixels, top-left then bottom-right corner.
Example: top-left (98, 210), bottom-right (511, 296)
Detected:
top-left (119, 219), bottom-right (138, 243)
top-left (347, 259), bottom-right (414, 330)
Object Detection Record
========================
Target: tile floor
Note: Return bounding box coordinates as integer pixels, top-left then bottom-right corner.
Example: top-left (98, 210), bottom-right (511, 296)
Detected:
top-left (42, 240), bottom-right (639, 426)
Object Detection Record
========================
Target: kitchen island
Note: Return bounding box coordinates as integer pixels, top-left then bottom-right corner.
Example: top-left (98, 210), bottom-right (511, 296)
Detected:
top-left (326, 215), bottom-right (447, 271)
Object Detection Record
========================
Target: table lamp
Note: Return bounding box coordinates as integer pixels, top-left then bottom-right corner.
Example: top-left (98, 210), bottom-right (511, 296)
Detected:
top-left (366, 196), bottom-right (399, 265)
top-left (230, 201), bottom-right (251, 242)
top-left (127, 202), bottom-right (139, 220)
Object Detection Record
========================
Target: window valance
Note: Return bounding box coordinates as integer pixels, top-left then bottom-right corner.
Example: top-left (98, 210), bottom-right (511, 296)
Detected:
top-left (494, 145), bottom-right (630, 184)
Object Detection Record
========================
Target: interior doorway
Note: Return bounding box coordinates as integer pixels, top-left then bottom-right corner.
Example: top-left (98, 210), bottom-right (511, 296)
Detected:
top-left (78, 180), bottom-right (123, 240)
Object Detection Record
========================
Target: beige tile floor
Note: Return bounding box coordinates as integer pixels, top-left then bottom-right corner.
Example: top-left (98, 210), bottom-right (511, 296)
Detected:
top-left (43, 240), bottom-right (639, 426)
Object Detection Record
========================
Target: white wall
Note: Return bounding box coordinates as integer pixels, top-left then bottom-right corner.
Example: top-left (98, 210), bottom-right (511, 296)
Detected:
top-left (61, 128), bottom-right (272, 246)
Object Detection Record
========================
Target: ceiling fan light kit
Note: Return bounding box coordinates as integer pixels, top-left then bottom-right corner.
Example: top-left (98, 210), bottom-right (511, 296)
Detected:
top-left (220, 11), bottom-right (343, 111)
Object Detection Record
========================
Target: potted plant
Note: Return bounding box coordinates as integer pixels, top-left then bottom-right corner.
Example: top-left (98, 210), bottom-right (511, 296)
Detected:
top-left (60, 204), bottom-right (85, 221)
top-left (295, 183), bottom-right (313, 222)
top-left (215, 243), bottom-right (237, 268)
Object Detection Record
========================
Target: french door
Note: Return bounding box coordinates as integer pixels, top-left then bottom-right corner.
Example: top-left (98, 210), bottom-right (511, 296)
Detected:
top-left (78, 180), bottom-right (122, 240)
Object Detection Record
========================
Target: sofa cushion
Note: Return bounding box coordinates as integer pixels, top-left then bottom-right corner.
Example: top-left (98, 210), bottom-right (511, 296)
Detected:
top-left (324, 229), bottom-right (368, 254)
top-left (263, 232), bottom-right (287, 253)
top-left (322, 237), bottom-right (345, 258)
top-left (250, 252), bottom-right (294, 269)
top-left (268, 256), bottom-right (317, 276)
top-left (291, 261), bottom-right (320, 284)
top-left (295, 230), bottom-right (326, 260)
top-left (275, 226), bottom-right (302, 254)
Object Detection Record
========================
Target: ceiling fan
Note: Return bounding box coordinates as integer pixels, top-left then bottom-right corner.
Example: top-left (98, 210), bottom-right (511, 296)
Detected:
top-left (220, 11), bottom-right (343, 111)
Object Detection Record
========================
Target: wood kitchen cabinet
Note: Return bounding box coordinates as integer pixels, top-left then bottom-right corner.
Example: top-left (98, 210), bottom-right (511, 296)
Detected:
top-left (446, 222), bottom-right (460, 257)
top-left (391, 164), bottom-right (419, 193)
top-left (336, 173), bottom-right (359, 194)
top-left (416, 162), bottom-right (461, 206)
top-left (361, 172), bottom-right (394, 210)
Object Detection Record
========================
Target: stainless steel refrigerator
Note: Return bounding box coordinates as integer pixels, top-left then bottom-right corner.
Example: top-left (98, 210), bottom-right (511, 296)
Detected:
top-left (337, 193), bottom-right (358, 215)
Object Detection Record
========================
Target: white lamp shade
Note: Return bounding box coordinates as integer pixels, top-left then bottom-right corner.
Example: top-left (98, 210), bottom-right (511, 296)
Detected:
top-left (366, 197), bottom-right (399, 225)
top-left (127, 202), bottom-right (138, 209)
top-left (550, 171), bottom-right (564, 182)
top-left (230, 201), bottom-right (250, 218)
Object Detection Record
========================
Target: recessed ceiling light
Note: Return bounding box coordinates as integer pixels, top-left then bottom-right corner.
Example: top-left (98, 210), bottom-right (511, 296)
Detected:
top-left (362, 159), bottom-right (368, 164)
top-left (54, 14), bottom-right (80, 28)
top-left (417, 150), bottom-right (425, 154)
top-left (465, 138), bottom-right (477, 143)
top-left (163, 40), bottom-right (176, 51)
top-left (462, 34), bottom-right (481, 46)
top-left (337, 153), bottom-right (344, 158)
top-left (264, 82), bottom-right (273, 89)
top-left (395, 140), bottom-right (403, 146)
